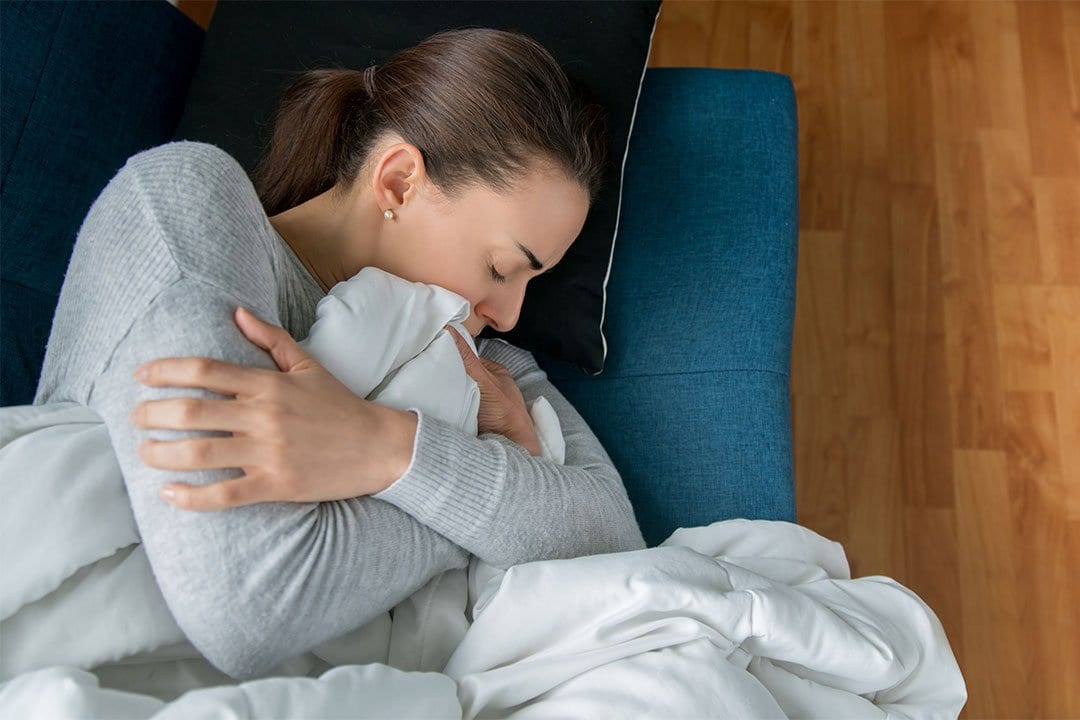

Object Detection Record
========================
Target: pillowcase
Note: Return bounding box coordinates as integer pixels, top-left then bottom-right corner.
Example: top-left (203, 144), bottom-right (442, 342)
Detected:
top-left (172, 0), bottom-right (662, 375)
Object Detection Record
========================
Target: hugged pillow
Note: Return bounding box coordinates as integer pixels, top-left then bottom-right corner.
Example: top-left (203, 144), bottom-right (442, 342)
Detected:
top-left (173, 0), bottom-right (662, 375)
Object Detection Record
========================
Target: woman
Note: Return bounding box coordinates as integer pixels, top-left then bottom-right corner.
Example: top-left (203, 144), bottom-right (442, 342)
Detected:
top-left (33, 28), bottom-right (645, 680)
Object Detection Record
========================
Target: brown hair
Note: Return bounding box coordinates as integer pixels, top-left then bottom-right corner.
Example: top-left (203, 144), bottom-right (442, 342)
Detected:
top-left (253, 28), bottom-right (610, 217)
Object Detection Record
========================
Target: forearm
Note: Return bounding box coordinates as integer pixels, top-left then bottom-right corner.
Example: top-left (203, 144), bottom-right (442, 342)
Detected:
top-left (373, 341), bottom-right (646, 569)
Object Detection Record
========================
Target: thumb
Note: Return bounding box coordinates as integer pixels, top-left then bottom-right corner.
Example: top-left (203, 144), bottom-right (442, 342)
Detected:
top-left (479, 357), bottom-right (510, 376)
top-left (234, 306), bottom-right (314, 372)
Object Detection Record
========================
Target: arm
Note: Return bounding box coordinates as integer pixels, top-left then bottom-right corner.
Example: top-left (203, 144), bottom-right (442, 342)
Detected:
top-left (49, 143), bottom-right (466, 682)
top-left (90, 278), bottom-right (470, 681)
top-left (372, 339), bottom-right (647, 569)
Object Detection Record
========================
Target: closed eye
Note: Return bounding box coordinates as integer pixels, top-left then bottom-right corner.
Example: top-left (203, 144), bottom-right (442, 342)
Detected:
top-left (489, 265), bottom-right (507, 284)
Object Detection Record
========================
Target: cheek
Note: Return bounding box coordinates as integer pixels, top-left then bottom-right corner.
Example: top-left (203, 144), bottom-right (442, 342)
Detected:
top-left (419, 252), bottom-right (487, 309)
top-left (393, 218), bottom-right (488, 308)
top-left (453, 269), bottom-right (488, 310)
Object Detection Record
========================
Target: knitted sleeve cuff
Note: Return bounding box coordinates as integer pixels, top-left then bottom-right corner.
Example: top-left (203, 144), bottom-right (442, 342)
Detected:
top-left (371, 406), bottom-right (508, 546)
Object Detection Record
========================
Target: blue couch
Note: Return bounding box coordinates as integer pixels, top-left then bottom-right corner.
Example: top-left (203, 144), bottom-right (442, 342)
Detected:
top-left (0, 1), bottom-right (798, 546)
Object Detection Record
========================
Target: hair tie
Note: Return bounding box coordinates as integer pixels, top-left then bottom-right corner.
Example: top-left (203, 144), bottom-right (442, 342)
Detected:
top-left (362, 65), bottom-right (377, 96)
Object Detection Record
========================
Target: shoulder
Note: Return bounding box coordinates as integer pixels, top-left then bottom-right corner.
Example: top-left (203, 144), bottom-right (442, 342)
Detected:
top-left (120, 141), bottom-right (277, 294)
top-left (121, 141), bottom-right (266, 232)
top-left (123, 140), bottom-right (249, 189)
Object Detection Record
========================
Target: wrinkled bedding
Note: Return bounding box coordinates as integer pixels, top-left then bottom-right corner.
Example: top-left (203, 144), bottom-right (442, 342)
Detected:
top-left (0, 403), bottom-right (966, 719)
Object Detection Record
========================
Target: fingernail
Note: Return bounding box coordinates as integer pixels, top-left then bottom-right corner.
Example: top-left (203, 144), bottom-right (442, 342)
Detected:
top-left (160, 486), bottom-right (176, 502)
top-left (134, 365), bottom-right (147, 382)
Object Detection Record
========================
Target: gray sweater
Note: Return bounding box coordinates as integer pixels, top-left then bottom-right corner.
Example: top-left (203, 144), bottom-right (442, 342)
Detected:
top-left (34, 141), bottom-right (646, 680)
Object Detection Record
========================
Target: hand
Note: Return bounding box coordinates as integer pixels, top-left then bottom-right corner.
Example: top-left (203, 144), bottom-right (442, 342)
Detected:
top-left (129, 307), bottom-right (419, 511)
top-left (448, 327), bottom-right (541, 456)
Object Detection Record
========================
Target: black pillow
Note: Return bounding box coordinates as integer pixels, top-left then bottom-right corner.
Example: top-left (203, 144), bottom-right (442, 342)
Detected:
top-left (173, 0), bottom-right (662, 375)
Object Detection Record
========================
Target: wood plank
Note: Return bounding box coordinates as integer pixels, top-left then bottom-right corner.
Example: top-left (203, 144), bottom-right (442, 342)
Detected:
top-left (843, 169), bottom-right (897, 417)
top-left (747, 2), bottom-right (794, 79)
top-left (1003, 392), bottom-right (1074, 716)
top-left (929, 1), bottom-right (1007, 450)
top-left (836, 0), bottom-right (887, 172)
top-left (648, 1), bottom-right (718, 68)
top-left (1061, 521), bottom-right (1080, 713)
top-left (979, 129), bottom-right (1041, 284)
top-left (705, 0), bottom-right (793, 74)
top-left (969, 0), bottom-right (1028, 133)
top-left (892, 182), bottom-right (954, 506)
top-left (993, 284), bottom-right (1054, 391)
top-left (884, 1), bottom-right (938, 186)
top-left (1064, 1), bottom-right (1080, 166)
top-left (792, 0), bottom-right (842, 230)
top-left (1033, 177), bottom-right (1080, 285)
top-left (706, 0), bottom-right (750, 68)
top-left (903, 506), bottom-right (963, 681)
top-left (844, 415), bottom-right (904, 578)
top-left (1017, 0), bottom-right (1080, 177)
top-left (1004, 391), bottom-right (1068, 519)
top-left (1047, 286), bottom-right (1080, 521)
top-left (954, 449), bottom-right (1028, 718)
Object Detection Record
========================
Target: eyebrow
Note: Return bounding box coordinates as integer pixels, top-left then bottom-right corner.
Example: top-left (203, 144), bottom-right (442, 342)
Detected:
top-left (516, 241), bottom-right (558, 275)
top-left (516, 242), bottom-right (544, 271)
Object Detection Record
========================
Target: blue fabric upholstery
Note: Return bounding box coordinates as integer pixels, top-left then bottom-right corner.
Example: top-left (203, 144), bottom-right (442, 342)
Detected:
top-left (0, 0), bottom-right (203, 406)
top-left (536, 68), bottom-right (799, 545)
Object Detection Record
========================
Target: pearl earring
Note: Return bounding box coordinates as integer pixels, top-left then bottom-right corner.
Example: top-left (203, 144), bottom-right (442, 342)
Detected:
top-left (383, 209), bottom-right (395, 220)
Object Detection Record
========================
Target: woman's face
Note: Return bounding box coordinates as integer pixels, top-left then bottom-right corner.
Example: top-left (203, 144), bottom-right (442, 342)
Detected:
top-left (368, 142), bottom-right (590, 338)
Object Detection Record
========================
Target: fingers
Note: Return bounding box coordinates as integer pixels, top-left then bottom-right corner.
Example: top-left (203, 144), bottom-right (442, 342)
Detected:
top-left (137, 435), bottom-right (260, 472)
top-left (234, 306), bottom-right (314, 372)
top-left (134, 307), bottom-right (309, 392)
top-left (130, 397), bottom-right (250, 432)
top-left (160, 476), bottom-right (265, 512)
top-left (479, 357), bottom-right (510, 376)
top-left (447, 326), bottom-right (486, 379)
top-left (135, 355), bottom-right (267, 397)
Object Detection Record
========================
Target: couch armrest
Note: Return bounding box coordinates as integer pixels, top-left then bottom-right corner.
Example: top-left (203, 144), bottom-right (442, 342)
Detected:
top-left (536, 68), bottom-right (799, 545)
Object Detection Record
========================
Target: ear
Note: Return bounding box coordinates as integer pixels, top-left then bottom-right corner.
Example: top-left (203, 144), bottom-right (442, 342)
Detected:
top-left (371, 142), bottom-right (427, 208)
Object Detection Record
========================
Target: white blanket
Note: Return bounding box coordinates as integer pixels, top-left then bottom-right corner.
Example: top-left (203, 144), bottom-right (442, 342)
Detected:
top-left (0, 402), bottom-right (967, 719)
top-left (0, 514), bottom-right (968, 719)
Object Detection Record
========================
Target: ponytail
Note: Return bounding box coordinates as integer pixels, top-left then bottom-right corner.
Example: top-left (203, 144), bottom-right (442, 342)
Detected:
top-left (254, 69), bottom-right (371, 217)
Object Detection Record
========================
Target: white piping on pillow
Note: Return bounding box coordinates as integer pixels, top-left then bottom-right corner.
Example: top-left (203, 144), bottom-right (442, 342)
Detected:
top-left (594, 2), bottom-right (664, 376)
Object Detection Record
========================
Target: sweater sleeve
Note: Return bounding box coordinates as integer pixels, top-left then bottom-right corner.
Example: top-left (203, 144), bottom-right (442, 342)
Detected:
top-left (372, 339), bottom-right (647, 569)
top-left (88, 277), bottom-right (471, 682)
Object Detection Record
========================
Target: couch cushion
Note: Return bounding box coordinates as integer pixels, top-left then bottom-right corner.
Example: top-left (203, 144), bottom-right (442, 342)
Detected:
top-left (0, 0), bottom-right (204, 406)
top-left (537, 69), bottom-right (800, 543)
top-left (172, 0), bottom-right (661, 376)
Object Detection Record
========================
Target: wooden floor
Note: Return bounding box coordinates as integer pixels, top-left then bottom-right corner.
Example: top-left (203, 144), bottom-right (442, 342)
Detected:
top-left (650, 1), bottom-right (1079, 718)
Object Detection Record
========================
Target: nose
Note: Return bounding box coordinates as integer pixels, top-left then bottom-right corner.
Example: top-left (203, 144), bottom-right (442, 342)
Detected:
top-left (479, 284), bottom-right (526, 334)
